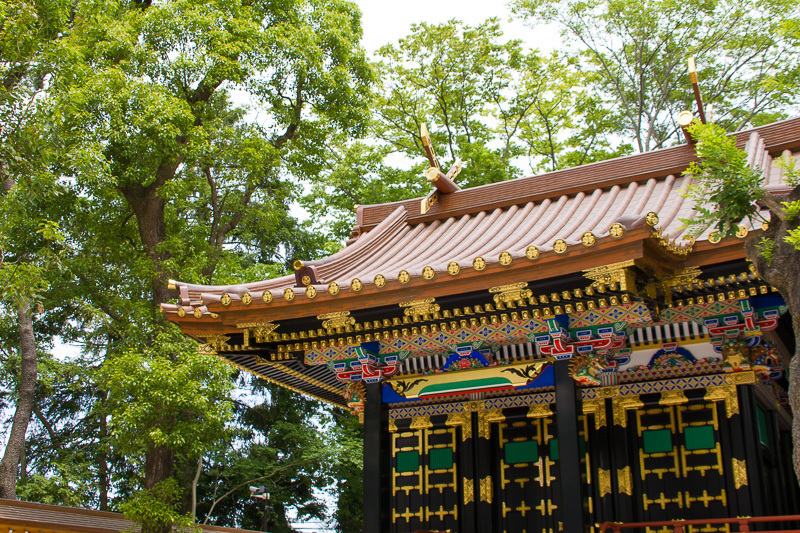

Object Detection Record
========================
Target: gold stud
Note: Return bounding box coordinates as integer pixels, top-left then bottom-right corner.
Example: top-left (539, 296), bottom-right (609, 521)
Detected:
top-left (736, 225), bottom-right (748, 238)
top-left (708, 231), bottom-right (722, 244)
top-left (525, 245), bottom-right (539, 260)
top-left (447, 261), bottom-right (460, 275)
top-left (473, 257), bottom-right (486, 271)
top-left (328, 281), bottom-right (340, 295)
top-left (241, 292), bottom-right (252, 305)
top-left (193, 308), bottom-right (203, 318)
top-left (581, 232), bottom-right (596, 246)
top-left (292, 259), bottom-right (304, 271)
top-left (499, 251), bottom-right (512, 266)
top-left (398, 270), bottom-right (410, 283)
top-left (301, 275), bottom-right (311, 286)
top-left (609, 223), bottom-right (625, 238)
top-left (263, 291), bottom-right (273, 304)
top-left (220, 293), bottom-right (232, 306)
top-left (645, 212), bottom-right (659, 226)
top-left (351, 278), bottom-right (363, 292)
top-left (422, 266), bottom-right (435, 280)
top-left (177, 307), bottom-right (186, 317)
top-left (306, 285), bottom-right (317, 298)
top-left (374, 274), bottom-right (386, 288)
top-left (284, 288), bottom-right (295, 301)
top-left (553, 239), bottom-right (568, 254)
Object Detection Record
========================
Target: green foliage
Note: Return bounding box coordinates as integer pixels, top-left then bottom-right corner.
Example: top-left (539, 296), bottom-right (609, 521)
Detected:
top-left (100, 331), bottom-right (233, 461)
top-left (757, 237), bottom-right (775, 264)
top-left (513, 0), bottom-right (800, 151)
top-left (304, 19), bottom-right (629, 238)
top-left (680, 121), bottom-right (765, 237)
top-left (120, 478), bottom-right (198, 533)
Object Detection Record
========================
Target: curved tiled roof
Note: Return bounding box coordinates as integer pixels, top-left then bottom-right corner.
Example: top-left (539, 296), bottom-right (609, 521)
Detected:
top-left (167, 124), bottom-right (798, 311)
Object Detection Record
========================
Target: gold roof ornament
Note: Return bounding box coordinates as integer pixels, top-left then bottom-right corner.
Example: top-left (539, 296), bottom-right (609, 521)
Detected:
top-left (400, 298), bottom-right (440, 320)
top-left (318, 311), bottom-right (356, 330)
top-left (489, 282), bottom-right (532, 306)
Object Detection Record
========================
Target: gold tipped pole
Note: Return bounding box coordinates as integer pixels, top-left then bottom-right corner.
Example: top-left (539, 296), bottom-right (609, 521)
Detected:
top-left (688, 58), bottom-right (707, 124)
top-left (419, 123), bottom-right (440, 170)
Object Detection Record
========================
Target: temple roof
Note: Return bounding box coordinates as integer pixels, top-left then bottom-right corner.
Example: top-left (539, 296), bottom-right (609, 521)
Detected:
top-left (163, 117), bottom-right (800, 406)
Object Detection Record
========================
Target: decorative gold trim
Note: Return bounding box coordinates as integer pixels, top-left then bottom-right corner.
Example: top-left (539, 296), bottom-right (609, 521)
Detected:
top-left (400, 298), bottom-right (440, 319)
top-left (732, 458), bottom-right (748, 489)
top-left (645, 212), bottom-right (659, 226)
top-left (283, 288), bottom-right (295, 301)
top-left (198, 343), bottom-right (217, 355)
top-left (725, 371), bottom-right (756, 385)
top-left (612, 395), bottom-right (643, 427)
top-left (499, 251), bottom-right (513, 266)
top-left (705, 384), bottom-right (739, 417)
top-left (388, 419), bottom-right (398, 433)
top-left (351, 278), bottom-right (363, 292)
top-left (525, 245), bottom-right (540, 259)
top-left (553, 239), bottom-right (568, 253)
top-left (583, 398), bottom-right (607, 429)
top-left (203, 334), bottom-right (231, 351)
top-left (318, 311), bottom-right (355, 329)
top-left (581, 232), bottom-right (597, 247)
top-left (473, 256), bottom-right (486, 271)
top-left (617, 466), bottom-right (633, 496)
top-left (305, 285), bottom-right (317, 298)
top-left (709, 231), bottom-right (722, 244)
top-left (447, 261), bottom-right (460, 276)
top-left (398, 270), bottom-right (410, 283)
top-left (292, 259), bottom-right (304, 271)
top-left (598, 469), bottom-right (611, 497)
top-left (583, 260), bottom-right (636, 292)
top-left (168, 279), bottom-right (177, 290)
top-left (659, 390), bottom-right (688, 406)
top-left (479, 476), bottom-right (493, 504)
top-left (221, 293), bottom-right (232, 306)
top-left (477, 408), bottom-right (505, 439)
top-left (301, 275), bottom-right (311, 286)
top-left (328, 281), bottom-right (340, 295)
top-left (262, 291), bottom-right (273, 304)
top-left (609, 223), bottom-right (625, 238)
top-left (736, 225), bottom-right (748, 238)
top-left (422, 266), bottom-right (435, 280)
top-left (409, 415), bottom-right (433, 430)
top-left (527, 404), bottom-right (553, 419)
top-left (489, 282), bottom-right (532, 305)
top-left (236, 321), bottom-right (279, 342)
top-left (374, 274), bottom-right (386, 288)
top-left (177, 307), bottom-right (186, 317)
top-left (463, 478), bottom-right (474, 505)
top-left (446, 411), bottom-right (472, 442)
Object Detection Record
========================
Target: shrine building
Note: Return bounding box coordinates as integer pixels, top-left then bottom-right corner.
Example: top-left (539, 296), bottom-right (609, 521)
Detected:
top-left (164, 117), bottom-right (800, 532)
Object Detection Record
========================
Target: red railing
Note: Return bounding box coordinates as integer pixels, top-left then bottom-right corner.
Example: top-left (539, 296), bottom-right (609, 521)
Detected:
top-left (598, 515), bottom-right (800, 532)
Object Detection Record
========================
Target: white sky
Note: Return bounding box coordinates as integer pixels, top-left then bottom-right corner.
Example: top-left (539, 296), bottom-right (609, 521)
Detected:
top-left (354, 0), bottom-right (560, 55)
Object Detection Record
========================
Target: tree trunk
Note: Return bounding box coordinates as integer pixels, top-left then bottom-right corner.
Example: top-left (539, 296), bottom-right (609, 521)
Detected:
top-left (0, 301), bottom-right (37, 499)
top-left (143, 444), bottom-right (176, 533)
top-left (745, 184), bottom-right (800, 484)
top-left (98, 389), bottom-right (109, 511)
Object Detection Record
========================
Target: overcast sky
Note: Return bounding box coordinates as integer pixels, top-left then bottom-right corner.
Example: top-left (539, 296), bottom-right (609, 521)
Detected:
top-left (353, 0), bottom-right (559, 55)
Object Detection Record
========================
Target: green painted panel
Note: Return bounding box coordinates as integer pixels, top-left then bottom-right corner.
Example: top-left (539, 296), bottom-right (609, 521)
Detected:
top-left (642, 429), bottom-right (673, 453)
top-left (429, 448), bottom-right (453, 470)
top-left (684, 425), bottom-right (716, 450)
top-left (757, 405), bottom-right (769, 446)
top-left (549, 439), bottom-right (559, 461)
top-left (396, 450), bottom-right (419, 473)
top-left (505, 440), bottom-right (538, 464)
top-left (418, 377), bottom-right (512, 396)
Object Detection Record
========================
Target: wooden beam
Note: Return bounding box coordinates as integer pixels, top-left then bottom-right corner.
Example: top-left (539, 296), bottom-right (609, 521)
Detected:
top-left (688, 57), bottom-right (707, 124)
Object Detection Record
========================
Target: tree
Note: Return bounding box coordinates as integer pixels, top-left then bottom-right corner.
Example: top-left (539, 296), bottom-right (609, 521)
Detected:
top-left (0, 0), bottom-right (72, 499)
top-left (46, 0), bottom-right (372, 529)
top-left (512, 0), bottom-right (800, 151)
top-left (681, 120), bottom-right (800, 481)
top-left (302, 19), bottom-right (628, 239)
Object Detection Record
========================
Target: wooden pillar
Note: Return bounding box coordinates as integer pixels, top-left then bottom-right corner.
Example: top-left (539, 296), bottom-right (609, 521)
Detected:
top-left (363, 382), bottom-right (389, 532)
top-left (554, 359), bottom-right (589, 532)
